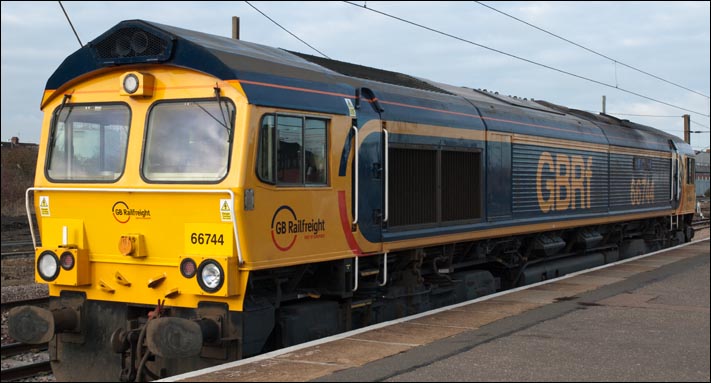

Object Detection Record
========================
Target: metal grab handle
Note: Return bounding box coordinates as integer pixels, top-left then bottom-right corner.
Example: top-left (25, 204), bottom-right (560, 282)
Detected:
top-left (676, 158), bottom-right (682, 200)
top-left (378, 252), bottom-right (388, 287)
top-left (670, 155), bottom-right (675, 202)
top-left (352, 125), bottom-right (359, 225)
top-left (352, 256), bottom-right (359, 292)
top-left (383, 128), bottom-right (389, 223)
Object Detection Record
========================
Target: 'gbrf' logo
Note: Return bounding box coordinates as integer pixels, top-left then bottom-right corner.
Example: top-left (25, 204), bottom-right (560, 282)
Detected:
top-left (630, 177), bottom-right (655, 205)
top-left (536, 152), bottom-right (593, 213)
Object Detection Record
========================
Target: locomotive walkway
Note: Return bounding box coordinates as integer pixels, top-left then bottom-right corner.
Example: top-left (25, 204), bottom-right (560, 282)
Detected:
top-left (165, 239), bottom-right (710, 382)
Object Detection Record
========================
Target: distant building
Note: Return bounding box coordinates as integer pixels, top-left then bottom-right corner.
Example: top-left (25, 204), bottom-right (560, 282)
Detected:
top-left (696, 150), bottom-right (710, 197)
top-left (0, 137), bottom-right (38, 148)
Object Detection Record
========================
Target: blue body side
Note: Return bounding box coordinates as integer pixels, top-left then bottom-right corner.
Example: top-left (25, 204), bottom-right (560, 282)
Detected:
top-left (45, 19), bottom-right (692, 247)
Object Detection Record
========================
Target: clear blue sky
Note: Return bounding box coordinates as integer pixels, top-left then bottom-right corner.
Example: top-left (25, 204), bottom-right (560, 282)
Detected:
top-left (2, 1), bottom-right (709, 150)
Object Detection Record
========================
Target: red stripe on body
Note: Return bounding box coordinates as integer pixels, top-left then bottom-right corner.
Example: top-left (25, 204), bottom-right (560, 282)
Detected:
top-left (338, 190), bottom-right (362, 256)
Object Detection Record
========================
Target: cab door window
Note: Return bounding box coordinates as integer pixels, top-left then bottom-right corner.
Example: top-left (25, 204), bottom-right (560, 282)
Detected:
top-left (687, 158), bottom-right (695, 185)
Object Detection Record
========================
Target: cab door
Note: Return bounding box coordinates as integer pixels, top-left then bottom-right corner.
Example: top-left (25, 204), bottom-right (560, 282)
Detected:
top-left (670, 140), bottom-right (681, 209)
top-left (353, 88), bottom-right (384, 253)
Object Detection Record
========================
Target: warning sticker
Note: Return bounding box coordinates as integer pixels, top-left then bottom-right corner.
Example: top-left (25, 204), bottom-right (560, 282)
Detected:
top-left (39, 196), bottom-right (50, 217)
top-left (344, 98), bottom-right (356, 117)
top-left (220, 199), bottom-right (233, 222)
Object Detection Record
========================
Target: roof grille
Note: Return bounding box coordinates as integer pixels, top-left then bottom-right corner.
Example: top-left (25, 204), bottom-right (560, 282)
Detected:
top-left (289, 51), bottom-right (452, 95)
top-left (91, 26), bottom-right (172, 65)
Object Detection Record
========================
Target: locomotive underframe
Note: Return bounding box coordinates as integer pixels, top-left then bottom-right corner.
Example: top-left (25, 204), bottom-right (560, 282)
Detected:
top-left (44, 214), bottom-right (693, 381)
top-left (250, 214), bottom-right (694, 350)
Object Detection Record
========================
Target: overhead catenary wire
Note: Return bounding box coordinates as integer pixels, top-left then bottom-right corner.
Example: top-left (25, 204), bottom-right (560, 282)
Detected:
top-left (660, 129), bottom-right (710, 133)
top-left (691, 120), bottom-right (710, 130)
top-left (474, 1), bottom-right (710, 100)
top-left (343, 1), bottom-right (710, 118)
top-left (58, 1), bottom-right (82, 47)
top-left (245, 1), bottom-right (331, 59)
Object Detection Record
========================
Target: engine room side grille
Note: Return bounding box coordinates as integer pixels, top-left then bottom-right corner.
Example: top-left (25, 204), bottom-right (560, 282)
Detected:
top-left (441, 150), bottom-right (481, 222)
top-left (389, 147), bottom-right (482, 229)
top-left (389, 148), bottom-right (437, 227)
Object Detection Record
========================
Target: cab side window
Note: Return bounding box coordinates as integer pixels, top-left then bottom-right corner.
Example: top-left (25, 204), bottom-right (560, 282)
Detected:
top-left (257, 114), bottom-right (328, 186)
top-left (687, 158), bottom-right (695, 185)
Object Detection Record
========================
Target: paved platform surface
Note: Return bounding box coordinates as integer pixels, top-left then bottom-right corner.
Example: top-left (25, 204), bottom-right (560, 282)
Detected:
top-left (167, 239), bottom-right (709, 382)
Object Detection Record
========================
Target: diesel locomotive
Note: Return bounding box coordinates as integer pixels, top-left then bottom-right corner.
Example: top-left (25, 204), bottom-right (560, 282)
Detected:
top-left (8, 19), bottom-right (697, 381)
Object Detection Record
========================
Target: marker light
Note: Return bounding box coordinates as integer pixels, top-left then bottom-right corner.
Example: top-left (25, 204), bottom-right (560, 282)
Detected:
top-left (180, 258), bottom-right (197, 278)
top-left (60, 251), bottom-right (75, 270)
top-left (123, 73), bottom-right (139, 94)
top-left (37, 251), bottom-right (60, 281)
top-left (197, 260), bottom-right (223, 293)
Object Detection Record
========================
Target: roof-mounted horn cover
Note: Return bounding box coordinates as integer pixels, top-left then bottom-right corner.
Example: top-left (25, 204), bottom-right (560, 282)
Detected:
top-left (89, 20), bottom-right (175, 65)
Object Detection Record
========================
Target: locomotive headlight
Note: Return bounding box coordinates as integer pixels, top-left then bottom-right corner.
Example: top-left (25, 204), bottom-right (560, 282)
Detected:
top-left (197, 260), bottom-right (224, 293)
top-left (37, 251), bottom-right (60, 281)
top-left (122, 73), bottom-right (139, 94)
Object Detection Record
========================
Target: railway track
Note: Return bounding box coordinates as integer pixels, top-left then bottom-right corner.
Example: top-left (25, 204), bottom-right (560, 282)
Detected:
top-left (0, 359), bottom-right (52, 381)
top-left (1, 342), bottom-right (48, 357)
top-left (0, 250), bottom-right (35, 259)
top-left (0, 239), bottom-right (34, 248)
top-left (692, 219), bottom-right (710, 230)
top-left (2, 296), bottom-right (49, 311)
top-left (0, 238), bottom-right (37, 259)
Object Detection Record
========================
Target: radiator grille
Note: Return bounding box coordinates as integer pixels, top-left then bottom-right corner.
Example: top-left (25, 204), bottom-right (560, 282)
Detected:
top-left (389, 148), bottom-right (437, 226)
top-left (389, 147), bottom-right (481, 228)
top-left (442, 151), bottom-right (481, 221)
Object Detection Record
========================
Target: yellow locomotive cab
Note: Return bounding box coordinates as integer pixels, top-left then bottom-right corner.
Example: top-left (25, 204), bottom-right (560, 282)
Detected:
top-left (31, 67), bottom-right (249, 308)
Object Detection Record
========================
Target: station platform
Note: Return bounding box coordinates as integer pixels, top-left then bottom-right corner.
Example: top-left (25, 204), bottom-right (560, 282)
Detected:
top-left (164, 239), bottom-right (710, 382)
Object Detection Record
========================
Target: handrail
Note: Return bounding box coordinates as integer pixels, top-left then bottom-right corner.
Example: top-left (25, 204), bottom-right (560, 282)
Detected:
top-left (669, 140), bottom-right (678, 203)
top-left (352, 256), bottom-right (359, 292)
top-left (378, 252), bottom-right (388, 287)
top-left (352, 125), bottom-right (359, 225)
top-left (676, 158), bottom-right (682, 201)
top-left (383, 128), bottom-right (389, 223)
top-left (670, 154), bottom-right (675, 202)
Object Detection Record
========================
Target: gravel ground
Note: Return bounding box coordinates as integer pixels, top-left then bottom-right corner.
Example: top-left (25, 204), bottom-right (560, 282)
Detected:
top-left (1, 221), bottom-right (54, 381)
